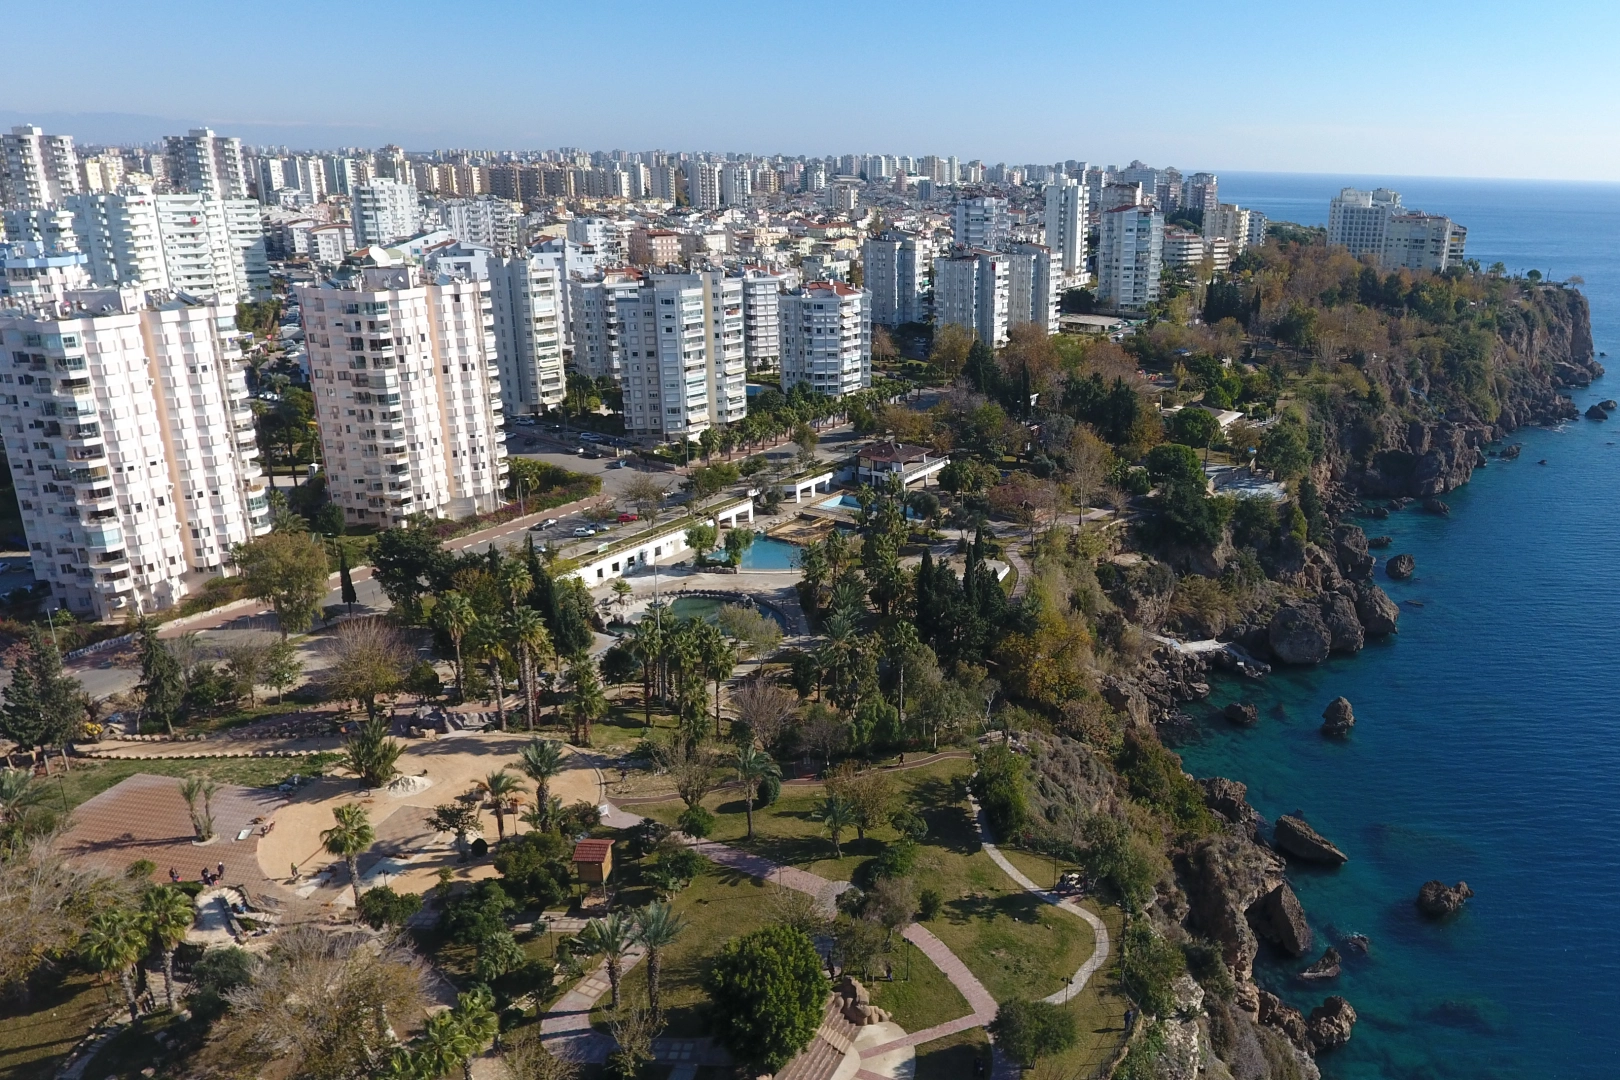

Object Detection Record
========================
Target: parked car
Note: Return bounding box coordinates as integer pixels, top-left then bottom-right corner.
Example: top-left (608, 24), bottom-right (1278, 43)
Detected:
top-left (541, 518), bottom-right (559, 528)
top-left (579, 432), bottom-right (603, 443)
top-left (617, 512), bottom-right (639, 523)
top-left (572, 526), bottom-right (597, 537)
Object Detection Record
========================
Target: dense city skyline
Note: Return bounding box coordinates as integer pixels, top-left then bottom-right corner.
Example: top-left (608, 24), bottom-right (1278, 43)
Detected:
top-left (6, 1), bottom-right (1620, 180)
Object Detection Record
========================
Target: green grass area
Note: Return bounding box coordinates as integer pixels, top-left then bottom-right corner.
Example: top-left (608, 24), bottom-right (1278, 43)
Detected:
top-left (49, 755), bottom-right (325, 813)
top-left (866, 936), bottom-right (971, 1031)
top-left (0, 971), bottom-right (114, 1080)
top-left (913, 1027), bottom-right (991, 1080)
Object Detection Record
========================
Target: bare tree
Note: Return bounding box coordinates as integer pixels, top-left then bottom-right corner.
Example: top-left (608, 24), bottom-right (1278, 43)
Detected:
top-left (730, 676), bottom-right (799, 753)
top-left (0, 832), bottom-right (136, 1002)
top-left (668, 744), bottom-right (721, 812)
top-left (324, 617), bottom-right (413, 723)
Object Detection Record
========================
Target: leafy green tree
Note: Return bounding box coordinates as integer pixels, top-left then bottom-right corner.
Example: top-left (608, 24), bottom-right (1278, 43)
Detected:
top-left (1144, 443), bottom-right (1204, 486)
top-left (322, 803), bottom-right (376, 910)
top-left (492, 830), bottom-right (572, 908)
top-left (705, 924), bottom-right (826, 1070)
top-left (356, 884), bottom-right (423, 929)
top-left (578, 913), bottom-right (635, 1010)
top-left (3, 627), bottom-right (87, 756)
top-left (1169, 407), bottom-right (1221, 449)
top-left (139, 885), bottom-right (195, 1010)
top-left (373, 519), bottom-right (454, 621)
top-left (1120, 921), bottom-right (1188, 1017)
top-left (430, 801), bottom-right (483, 857)
top-left (186, 945), bottom-right (253, 1021)
top-left (685, 522), bottom-right (718, 562)
top-left (262, 639), bottom-right (304, 703)
top-left (80, 907), bottom-right (147, 1022)
top-left (988, 998), bottom-right (1077, 1067)
top-left (1258, 412), bottom-right (1313, 480)
top-left (404, 661), bottom-right (442, 702)
top-left (723, 527), bottom-right (756, 567)
top-left (970, 742), bottom-right (1028, 839)
top-left (630, 902), bottom-right (687, 1024)
top-left (232, 530), bottom-right (329, 638)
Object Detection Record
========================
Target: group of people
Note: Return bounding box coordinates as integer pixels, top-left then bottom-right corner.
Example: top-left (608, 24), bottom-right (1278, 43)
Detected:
top-left (169, 861), bottom-right (227, 887)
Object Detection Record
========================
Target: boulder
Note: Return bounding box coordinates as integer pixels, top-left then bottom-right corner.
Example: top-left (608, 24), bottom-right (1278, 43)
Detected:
top-left (1586, 403), bottom-right (1609, 420)
top-left (1301, 947), bottom-right (1342, 980)
top-left (1180, 833), bottom-right (1287, 985)
top-left (1306, 997), bottom-right (1358, 1052)
top-left (1248, 882), bottom-right (1312, 956)
top-left (1603, 400), bottom-right (1618, 411)
top-left (1355, 584), bottom-right (1400, 636)
top-left (1257, 990), bottom-right (1310, 1047)
top-left (1416, 880), bottom-right (1474, 917)
top-left (1223, 701), bottom-right (1260, 726)
top-left (1499, 443), bottom-right (1522, 460)
top-left (1201, 776), bottom-right (1259, 835)
top-left (1367, 505), bottom-right (1391, 519)
top-left (1322, 593), bottom-right (1365, 654)
top-left (1423, 497), bottom-right (1450, 516)
top-left (1274, 816), bottom-right (1349, 865)
top-left (1388, 497), bottom-right (1414, 510)
top-left (1320, 697), bottom-right (1355, 737)
top-left (1331, 525), bottom-right (1375, 581)
top-left (1268, 604), bottom-right (1331, 665)
top-left (1367, 535), bottom-right (1393, 549)
top-left (1386, 553), bottom-right (1415, 580)
top-left (1341, 934), bottom-right (1371, 955)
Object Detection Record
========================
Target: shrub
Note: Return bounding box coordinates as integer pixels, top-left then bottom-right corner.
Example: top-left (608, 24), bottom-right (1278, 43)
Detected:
top-left (918, 888), bottom-right (943, 921)
top-left (442, 880), bottom-right (516, 945)
top-left (1120, 921), bottom-right (1187, 1017)
top-left (970, 742), bottom-right (1028, 839)
top-left (559, 800), bottom-right (602, 835)
top-left (889, 808), bottom-right (928, 841)
top-left (756, 772), bottom-right (782, 808)
top-left (187, 946), bottom-right (254, 1021)
top-left (493, 831), bottom-right (573, 910)
top-left (988, 998), bottom-right (1077, 1067)
top-left (678, 805), bottom-right (715, 839)
top-left (356, 884), bottom-right (423, 929)
top-left (705, 925), bottom-right (827, 1069)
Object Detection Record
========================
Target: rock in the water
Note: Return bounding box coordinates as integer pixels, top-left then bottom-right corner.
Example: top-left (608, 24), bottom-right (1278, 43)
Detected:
top-left (1306, 996), bottom-right (1358, 1051)
top-left (1322, 592), bottom-right (1365, 654)
top-left (1602, 400), bottom-right (1618, 411)
top-left (1201, 776), bottom-right (1259, 835)
top-left (1268, 603), bottom-right (1331, 665)
top-left (1224, 701), bottom-right (1260, 726)
top-left (1355, 583), bottom-right (1400, 636)
top-left (1342, 934), bottom-right (1370, 955)
top-left (1499, 444), bottom-right (1522, 460)
top-left (1249, 882), bottom-right (1313, 956)
top-left (1586, 403), bottom-right (1609, 420)
top-left (1386, 553), bottom-right (1416, 580)
top-left (1423, 497), bottom-right (1450, 516)
top-left (1367, 535), bottom-right (1393, 549)
top-left (1258, 990), bottom-right (1311, 1047)
top-left (1321, 697), bottom-right (1355, 737)
top-left (1274, 816), bottom-right (1349, 865)
top-left (1332, 525), bottom-right (1375, 581)
top-left (1417, 880), bottom-right (1474, 917)
top-left (1301, 947), bottom-right (1342, 980)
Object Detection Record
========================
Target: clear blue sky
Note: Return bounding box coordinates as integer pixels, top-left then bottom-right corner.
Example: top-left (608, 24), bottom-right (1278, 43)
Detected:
top-left (4, 0), bottom-right (1617, 180)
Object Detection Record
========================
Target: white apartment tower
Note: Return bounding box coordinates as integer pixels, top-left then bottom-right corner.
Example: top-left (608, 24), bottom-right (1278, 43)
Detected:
top-left (1327, 188), bottom-right (1402, 258)
top-left (687, 163), bottom-right (723, 210)
top-left (296, 253), bottom-right (508, 526)
top-left (0, 288), bottom-right (270, 618)
top-left (489, 253), bottom-right (566, 414)
top-left (1042, 179), bottom-right (1088, 282)
top-left (163, 130), bottom-right (249, 201)
top-left (568, 269), bottom-right (643, 381)
top-left (1007, 244), bottom-right (1060, 335)
top-left (1204, 204), bottom-right (1252, 254)
top-left (862, 231), bottom-right (929, 326)
top-left (741, 268), bottom-right (794, 375)
top-left (720, 163), bottom-right (751, 207)
top-left (952, 196), bottom-right (1010, 251)
top-left (779, 281), bottom-right (871, 398)
top-left (352, 179), bottom-right (420, 246)
top-left (1, 126), bottom-right (80, 210)
top-left (933, 250), bottom-right (1010, 347)
top-left (1097, 206), bottom-right (1164, 312)
top-left (1328, 188), bottom-right (1465, 272)
top-left (616, 271), bottom-right (746, 441)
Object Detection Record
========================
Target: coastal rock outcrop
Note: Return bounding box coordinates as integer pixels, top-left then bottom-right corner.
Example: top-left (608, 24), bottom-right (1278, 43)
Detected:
top-left (1179, 833), bottom-right (1287, 992)
top-left (1386, 553), bottom-right (1415, 580)
top-left (1223, 701), bottom-right (1259, 726)
top-left (1201, 777), bottom-right (1260, 836)
top-left (1249, 882), bottom-right (1313, 956)
top-left (1323, 592), bottom-right (1365, 654)
top-left (1422, 497), bottom-right (1451, 516)
top-left (1586, 403), bottom-right (1609, 420)
top-left (1602, 400), bottom-right (1618, 411)
top-left (1331, 526), bottom-right (1375, 581)
top-left (1355, 584), bottom-right (1400, 636)
top-left (1417, 880), bottom-right (1474, 917)
top-left (1367, 535), bottom-right (1392, 548)
top-left (1258, 991), bottom-right (1311, 1048)
top-left (1301, 948), bottom-right (1342, 980)
top-left (1268, 603), bottom-right (1332, 665)
top-left (1273, 816), bottom-right (1349, 865)
top-left (1306, 997), bottom-right (1358, 1052)
top-left (1320, 697), bottom-right (1355, 737)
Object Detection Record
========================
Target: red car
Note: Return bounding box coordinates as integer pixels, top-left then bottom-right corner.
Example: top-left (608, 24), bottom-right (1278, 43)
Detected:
top-left (617, 512), bottom-right (639, 523)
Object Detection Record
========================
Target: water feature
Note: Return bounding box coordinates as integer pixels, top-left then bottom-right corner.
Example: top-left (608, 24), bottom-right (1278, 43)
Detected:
top-left (668, 595), bottom-right (789, 632)
top-left (736, 535), bottom-right (801, 570)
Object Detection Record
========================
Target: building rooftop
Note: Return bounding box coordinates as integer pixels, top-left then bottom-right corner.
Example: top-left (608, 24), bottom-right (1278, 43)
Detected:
top-left (858, 440), bottom-right (932, 464)
top-left (572, 838), bottom-right (615, 864)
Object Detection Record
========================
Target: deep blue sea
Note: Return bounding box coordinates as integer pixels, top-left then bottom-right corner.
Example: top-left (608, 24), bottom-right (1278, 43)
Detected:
top-left (1168, 174), bottom-right (1620, 1079)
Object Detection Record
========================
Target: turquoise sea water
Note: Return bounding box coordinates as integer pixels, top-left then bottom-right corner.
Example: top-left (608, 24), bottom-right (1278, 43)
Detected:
top-left (1171, 174), bottom-right (1620, 1079)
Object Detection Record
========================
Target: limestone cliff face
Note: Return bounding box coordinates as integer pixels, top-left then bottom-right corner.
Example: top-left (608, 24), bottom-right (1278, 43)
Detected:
top-left (1329, 285), bottom-right (1601, 499)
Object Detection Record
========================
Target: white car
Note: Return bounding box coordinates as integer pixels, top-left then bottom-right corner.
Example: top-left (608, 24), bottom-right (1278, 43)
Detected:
top-left (572, 526), bottom-right (597, 537)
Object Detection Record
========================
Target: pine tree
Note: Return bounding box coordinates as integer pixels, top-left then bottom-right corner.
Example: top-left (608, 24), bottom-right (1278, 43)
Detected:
top-left (0, 648), bottom-right (46, 763)
top-left (137, 623), bottom-right (185, 737)
top-left (31, 629), bottom-right (85, 758)
top-left (339, 547), bottom-right (357, 612)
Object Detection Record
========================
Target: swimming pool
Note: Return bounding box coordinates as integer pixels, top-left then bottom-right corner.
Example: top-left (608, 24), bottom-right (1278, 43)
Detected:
top-left (669, 595), bottom-right (790, 631)
top-left (817, 494), bottom-right (863, 511)
top-left (736, 535), bottom-right (801, 570)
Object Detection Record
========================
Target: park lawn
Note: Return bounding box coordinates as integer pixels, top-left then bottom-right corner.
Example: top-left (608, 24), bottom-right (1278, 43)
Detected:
top-left (589, 860), bottom-right (786, 1037)
top-left (866, 938), bottom-right (972, 1032)
top-left (0, 971), bottom-right (114, 1080)
top-left (913, 1027), bottom-right (990, 1080)
top-left (49, 755), bottom-right (325, 813)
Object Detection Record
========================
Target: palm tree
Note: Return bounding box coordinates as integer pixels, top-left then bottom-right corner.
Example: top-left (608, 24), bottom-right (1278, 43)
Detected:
top-left (139, 885), bottom-right (195, 1010)
top-left (477, 770), bottom-right (525, 842)
top-left (816, 794), bottom-right (858, 858)
top-left (415, 1009), bottom-right (481, 1080)
top-left (577, 913), bottom-right (635, 1010)
top-left (568, 659), bottom-right (608, 746)
top-left (0, 767), bottom-right (47, 845)
top-left (498, 561), bottom-right (533, 613)
top-left (321, 803), bottom-right (375, 910)
top-left (80, 907), bottom-right (147, 1022)
top-left (469, 616), bottom-right (510, 731)
top-left (518, 738), bottom-right (565, 826)
top-left (434, 592), bottom-right (476, 702)
top-left (631, 902), bottom-right (687, 1025)
top-left (508, 607), bottom-right (552, 731)
top-left (732, 744), bottom-right (782, 841)
top-left (628, 616), bottom-right (665, 725)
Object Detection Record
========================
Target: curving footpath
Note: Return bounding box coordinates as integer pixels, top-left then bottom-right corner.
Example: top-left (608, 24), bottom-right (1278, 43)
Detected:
top-left (557, 795), bottom-right (1111, 1078)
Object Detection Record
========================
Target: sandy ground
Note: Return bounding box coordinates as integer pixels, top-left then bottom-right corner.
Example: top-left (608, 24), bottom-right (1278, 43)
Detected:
top-left (256, 732), bottom-right (602, 905)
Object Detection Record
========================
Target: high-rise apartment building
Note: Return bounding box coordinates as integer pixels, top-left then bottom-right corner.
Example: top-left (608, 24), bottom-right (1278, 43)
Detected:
top-left (440, 196), bottom-right (521, 250)
top-left (1327, 188), bottom-right (1403, 258)
top-left (861, 231), bottom-right (930, 326)
top-left (649, 165), bottom-right (678, 202)
top-left (296, 252), bottom-right (507, 526)
top-left (1, 126), bottom-right (80, 209)
top-left (779, 281), bottom-right (871, 398)
top-left (489, 252), bottom-right (566, 414)
top-left (720, 163), bottom-right (751, 207)
top-left (0, 287), bottom-right (270, 618)
top-left (163, 129), bottom-right (249, 200)
top-left (568, 270), bottom-right (643, 380)
top-left (1007, 243), bottom-right (1060, 335)
top-left (1184, 173), bottom-right (1219, 219)
top-left (1097, 206), bottom-right (1164, 312)
top-left (352, 178), bottom-right (420, 246)
top-left (1043, 178), bottom-right (1088, 283)
top-left (1327, 188), bottom-right (1466, 271)
top-left (1245, 211), bottom-right (1269, 250)
top-left (615, 271), bottom-right (746, 440)
top-left (1203, 204), bottom-right (1252, 254)
top-left (740, 267), bottom-right (794, 375)
top-left (952, 196), bottom-right (1011, 251)
top-left (153, 194), bottom-right (270, 304)
top-left (933, 250), bottom-right (1010, 347)
top-left (687, 162), bottom-right (722, 210)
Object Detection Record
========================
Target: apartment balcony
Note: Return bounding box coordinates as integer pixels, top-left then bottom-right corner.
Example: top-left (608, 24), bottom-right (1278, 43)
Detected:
top-left (82, 524), bottom-right (123, 550)
top-left (92, 573), bottom-right (134, 595)
top-left (232, 405), bottom-right (254, 426)
top-left (74, 488), bottom-right (118, 514)
top-left (96, 557), bottom-right (132, 577)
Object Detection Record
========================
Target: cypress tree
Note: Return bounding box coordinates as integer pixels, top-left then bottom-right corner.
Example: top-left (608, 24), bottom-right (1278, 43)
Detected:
top-left (339, 547), bottom-right (357, 611)
top-left (137, 623), bottom-right (185, 737)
